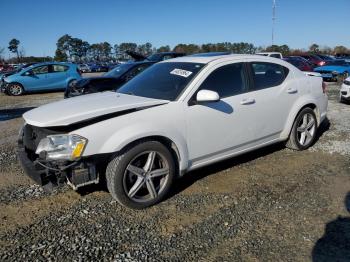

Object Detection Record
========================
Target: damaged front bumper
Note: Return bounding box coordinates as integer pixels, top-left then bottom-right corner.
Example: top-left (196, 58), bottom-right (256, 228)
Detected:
top-left (17, 124), bottom-right (107, 191)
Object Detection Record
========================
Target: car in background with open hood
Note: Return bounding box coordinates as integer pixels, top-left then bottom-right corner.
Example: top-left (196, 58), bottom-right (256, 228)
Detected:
top-left (65, 61), bottom-right (154, 98)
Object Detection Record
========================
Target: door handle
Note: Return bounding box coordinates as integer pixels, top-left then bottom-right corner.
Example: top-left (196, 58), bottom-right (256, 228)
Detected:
top-left (287, 87), bottom-right (297, 94)
top-left (240, 98), bottom-right (255, 105)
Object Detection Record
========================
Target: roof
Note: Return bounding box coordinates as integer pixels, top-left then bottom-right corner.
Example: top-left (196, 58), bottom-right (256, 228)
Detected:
top-left (162, 54), bottom-right (282, 64)
top-left (25, 61), bottom-right (74, 67)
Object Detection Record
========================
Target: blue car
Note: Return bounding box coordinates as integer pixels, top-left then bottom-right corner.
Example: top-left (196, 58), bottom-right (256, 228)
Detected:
top-left (314, 60), bottom-right (350, 81)
top-left (1, 62), bottom-right (82, 96)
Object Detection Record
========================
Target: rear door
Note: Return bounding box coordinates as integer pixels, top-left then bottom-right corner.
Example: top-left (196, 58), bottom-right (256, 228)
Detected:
top-left (47, 64), bottom-right (69, 90)
top-left (244, 61), bottom-right (296, 139)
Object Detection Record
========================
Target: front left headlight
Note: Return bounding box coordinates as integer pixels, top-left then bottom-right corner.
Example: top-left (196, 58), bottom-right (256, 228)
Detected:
top-left (35, 134), bottom-right (87, 161)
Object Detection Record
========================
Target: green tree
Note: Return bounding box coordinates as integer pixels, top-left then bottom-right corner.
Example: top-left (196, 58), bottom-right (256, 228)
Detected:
top-left (101, 42), bottom-right (112, 61)
top-left (69, 38), bottom-right (90, 62)
top-left (0, 47), bottom-right (5, 62)
top-left (8, 38), bottom-right (20, 62)
top-left (309, 43), bottom-right (320, 54)
top-left (333, 45), bottom-right (349, 55)
top-left (55, 34), bottom-right (72, 61)
top-left (157, 45), bottom-right (171, 52)
top-left (54, 49), bottom-right (68, 61)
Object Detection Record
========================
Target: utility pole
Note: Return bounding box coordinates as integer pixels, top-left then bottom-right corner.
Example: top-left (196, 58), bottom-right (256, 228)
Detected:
top-left (272, 0), bottom-right (276, 46)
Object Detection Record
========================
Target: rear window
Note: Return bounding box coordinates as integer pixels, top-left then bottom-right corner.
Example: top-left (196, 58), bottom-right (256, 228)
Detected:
top-left (250, 62), bottom-right (289, 90)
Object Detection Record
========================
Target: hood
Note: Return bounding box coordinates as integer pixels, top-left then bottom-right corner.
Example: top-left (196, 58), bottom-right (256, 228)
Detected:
top-left (23, 91), bottom-right (169, 127)
top-left (126, 50), bottom-right (147, 61)
top-left (76, 76), bottom-right (117, 86)
top-left (314, 65), bottom-right (348, 72)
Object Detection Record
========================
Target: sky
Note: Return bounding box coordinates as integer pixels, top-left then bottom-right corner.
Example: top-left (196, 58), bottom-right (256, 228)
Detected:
top-left (1, 0), bottom-right (349, 57)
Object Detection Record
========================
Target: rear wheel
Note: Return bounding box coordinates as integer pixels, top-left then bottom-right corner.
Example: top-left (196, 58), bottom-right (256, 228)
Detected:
top-left (106, 141), bottom-right (175, 209)
top-left (286, 108), bottom-right (317, 150)
top-left (7, 83), bottom-right (24, 96)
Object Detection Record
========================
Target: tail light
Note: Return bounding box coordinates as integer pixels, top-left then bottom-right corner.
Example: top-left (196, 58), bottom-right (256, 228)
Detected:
top-left (322, 81), bottom-right (327, 94)
top-left (319, 61), bottom-right (325, 66)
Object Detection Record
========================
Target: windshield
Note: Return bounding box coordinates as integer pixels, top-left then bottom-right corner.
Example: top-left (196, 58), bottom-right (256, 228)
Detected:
top-left (104, 63), bottom-right (134, 77)
top-left (117, 62), bottom-right (205, 101)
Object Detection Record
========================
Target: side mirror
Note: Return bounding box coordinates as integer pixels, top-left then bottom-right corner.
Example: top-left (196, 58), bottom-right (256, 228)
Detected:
top-left (196, 89), bottom-right (220, 103)
top-left (24, 70), bottom-right (34, 76)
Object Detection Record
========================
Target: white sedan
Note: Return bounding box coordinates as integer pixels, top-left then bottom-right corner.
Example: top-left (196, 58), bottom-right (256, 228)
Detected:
top-left (340, 77), bottom-right (350, 102)
top-left (19, 54), bottom-right (328, 209)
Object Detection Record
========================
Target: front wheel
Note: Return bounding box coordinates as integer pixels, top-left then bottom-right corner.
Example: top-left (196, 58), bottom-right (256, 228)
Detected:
top-left (286, 108), bottom-right (317, 150)
top-left (68, 79), bottom-right (77, 89)
top-left (7, 83), bottom-right (24, 96)
top-left (106, 141), bottom-right (175, 209)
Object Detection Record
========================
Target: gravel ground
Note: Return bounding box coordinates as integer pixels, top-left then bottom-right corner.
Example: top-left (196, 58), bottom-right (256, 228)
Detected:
top-left (0, 81), bottom-right (349, 261)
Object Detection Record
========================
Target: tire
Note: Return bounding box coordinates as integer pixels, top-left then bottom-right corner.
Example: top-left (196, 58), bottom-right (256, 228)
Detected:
top-left (7, 83), bottom-right (24, 96)
top-left (286, 107), bottom-right (317, 150)
top-left (67, 79), bottom-right (77, 89)
top-left (106, 141), bottom-right (175, 209)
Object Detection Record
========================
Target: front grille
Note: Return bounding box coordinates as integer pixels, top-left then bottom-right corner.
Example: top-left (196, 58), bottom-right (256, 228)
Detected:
top-left (341, 91), bottom-right (347, 95)
top-left (22, 125), bottom-right (60, 153)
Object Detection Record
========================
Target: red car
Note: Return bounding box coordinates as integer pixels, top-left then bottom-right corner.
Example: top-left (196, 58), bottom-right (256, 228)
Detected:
top-left (284, 57), bottom-right (314, 71)
top-left (0, 64), bottom-right (14, 72)
top-left (300, 55), bottom-right (325, 67)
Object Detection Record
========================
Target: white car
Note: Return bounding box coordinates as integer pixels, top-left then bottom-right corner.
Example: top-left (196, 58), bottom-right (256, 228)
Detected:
top-left (19, 54), bottom-right (328, 209)
top-left (340, 77), bottom-right (350, 102)
top-left (256, 52), bottom-right (283, 59)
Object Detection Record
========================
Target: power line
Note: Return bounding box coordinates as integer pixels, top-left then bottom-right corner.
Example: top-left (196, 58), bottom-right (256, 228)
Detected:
top-left (272, 0), bottom-right (276, 45)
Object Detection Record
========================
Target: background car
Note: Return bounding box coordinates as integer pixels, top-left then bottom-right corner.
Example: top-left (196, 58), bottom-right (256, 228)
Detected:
top-left (340, 76), bottom-right (350, 103)
top-left (283, 57), bottom-right (314, 71)
top-left (2, 62), bottom-right (82, 96)
top-left (256, 52), bottom-right (283, 59)
top-left (314, 60), bottom-right (350, 81)
top-left (0, 63), bottom-right (37, 92)
top-left (88, 63), bottom-right (109, 72)
top-left (299, 54), bottom-right (326, 67)
top-left (78, 63), bottom-right (91, 73)
top-left (127, 51), bottom-right (186, 62)
top-left (0, 64), bottom-right (14, 73)
top-left (65, 61), bottom-right (153, 98)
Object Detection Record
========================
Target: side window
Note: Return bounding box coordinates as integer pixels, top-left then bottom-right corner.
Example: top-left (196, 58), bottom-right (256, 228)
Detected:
top-left (250, 62), bottom-right (289, 90)
top-left (52, 65), bottom-right (69, 72)
top-left (162, 55), bottom-right (173, 61)
top-left (270, 54), bottom-right (281, 58)
top-left (125, 64), bottom-right (149, 80)
top-left (198, 63), bottom-right (247, 98)
top-left (31, 65), bottom-right (48, 75)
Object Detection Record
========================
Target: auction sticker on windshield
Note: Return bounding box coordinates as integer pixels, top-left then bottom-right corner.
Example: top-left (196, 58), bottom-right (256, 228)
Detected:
top-left (170, 68), bottom-right (193, 78)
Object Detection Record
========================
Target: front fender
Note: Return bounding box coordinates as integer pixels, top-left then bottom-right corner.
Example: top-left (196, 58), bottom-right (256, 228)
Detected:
top-left (101, 122), bottom-right (189, 171)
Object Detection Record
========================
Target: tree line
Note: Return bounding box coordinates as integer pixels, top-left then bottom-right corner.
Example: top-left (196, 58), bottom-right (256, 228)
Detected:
top-left (1, 35), bottom-right (349, 64)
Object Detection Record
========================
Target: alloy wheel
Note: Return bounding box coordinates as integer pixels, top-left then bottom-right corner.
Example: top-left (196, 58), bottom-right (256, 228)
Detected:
top-left (296, 113), bottom-right (316, 146)
top-left (9, 84), bottom-right (23, 96)
top-left (123, 151), bottom-right (170, 203)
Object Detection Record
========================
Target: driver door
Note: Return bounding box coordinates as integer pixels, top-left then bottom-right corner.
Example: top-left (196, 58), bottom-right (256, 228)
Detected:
top-left (185, 62), bottom-right (258, 167)
top-left (21, 65), bottom-right (49, 91)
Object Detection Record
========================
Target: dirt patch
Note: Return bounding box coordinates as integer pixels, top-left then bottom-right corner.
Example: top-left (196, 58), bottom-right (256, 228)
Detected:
top-left (0, 191), bottom-right (80, 232)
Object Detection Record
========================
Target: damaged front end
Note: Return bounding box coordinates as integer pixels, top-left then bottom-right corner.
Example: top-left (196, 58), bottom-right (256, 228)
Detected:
top-left (18, 124), bottom-right (105, 191)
